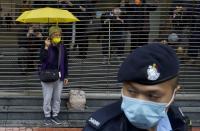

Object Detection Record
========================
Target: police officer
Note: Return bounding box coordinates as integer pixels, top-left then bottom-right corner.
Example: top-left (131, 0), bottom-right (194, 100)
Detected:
top-left (83, 43), bottom-right (190, 131)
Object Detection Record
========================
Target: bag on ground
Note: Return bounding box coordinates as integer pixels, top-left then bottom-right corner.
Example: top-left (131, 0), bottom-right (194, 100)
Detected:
top-left (67, 89), bottom-right (86, 111)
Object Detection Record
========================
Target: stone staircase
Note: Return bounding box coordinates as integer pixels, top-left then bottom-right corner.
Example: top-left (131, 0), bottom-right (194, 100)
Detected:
top-left (0, 94), bottom-right (115, 127)
top-left (0, 94), bottom-right (199, 127)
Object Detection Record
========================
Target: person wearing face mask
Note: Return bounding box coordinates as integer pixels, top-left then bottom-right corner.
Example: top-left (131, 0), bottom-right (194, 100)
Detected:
top-left (101, 7), bottom-right (125, 62)
top-left (39, 26), bottom-right (68, 125)
top-left (83, 43), bottom-right (190, 131)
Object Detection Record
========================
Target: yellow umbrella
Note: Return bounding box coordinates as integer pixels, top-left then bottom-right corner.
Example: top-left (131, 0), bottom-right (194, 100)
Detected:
top-left (16, 10), bottom-right (30, 22)
top-left (16, 7), bottom-right (79, 24)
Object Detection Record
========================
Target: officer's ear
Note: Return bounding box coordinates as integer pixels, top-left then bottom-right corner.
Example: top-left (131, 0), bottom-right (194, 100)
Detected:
top-left (171, 77), bottom-right (180, 93)
top-left (174, 85), bottom-right (181, 93)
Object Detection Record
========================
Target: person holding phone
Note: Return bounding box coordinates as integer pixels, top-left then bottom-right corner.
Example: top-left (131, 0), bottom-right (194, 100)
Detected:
top-left (39, 26), bottom-right (68, 125)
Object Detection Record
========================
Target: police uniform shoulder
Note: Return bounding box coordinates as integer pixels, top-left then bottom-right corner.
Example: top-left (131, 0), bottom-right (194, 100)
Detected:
top-left (169, 104), bottom-right (185, 118)
top-left (86, 100), bottom-right (122, 130)
top-left (168, 104), bottom-right (189, 124)
top-left (168, 104), bottom-right (192, 130)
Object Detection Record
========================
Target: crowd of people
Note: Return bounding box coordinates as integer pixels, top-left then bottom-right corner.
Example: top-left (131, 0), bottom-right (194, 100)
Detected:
top-left (14, 0), bottom-right (199, 67)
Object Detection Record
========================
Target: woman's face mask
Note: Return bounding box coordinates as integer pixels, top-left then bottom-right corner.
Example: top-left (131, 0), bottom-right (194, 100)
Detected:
top-left (52, 37), bottom-right (61, 44)
top-left (51, 32), bottom-right (61, 44)
top-left (121, 88), bottom-right (177, 129)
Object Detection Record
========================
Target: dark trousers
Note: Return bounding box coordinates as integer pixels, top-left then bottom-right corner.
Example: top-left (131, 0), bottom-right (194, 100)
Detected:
top-left (60, 24), bottom-right (72, 52)
top-left (188, 35), bottom-right (200, 58)
top-left (27, 48), bottom-right (39, 72)
top-left (76, 25), bottom-right (88, 59)
top-left (102, 32), bottom-right (124, 57)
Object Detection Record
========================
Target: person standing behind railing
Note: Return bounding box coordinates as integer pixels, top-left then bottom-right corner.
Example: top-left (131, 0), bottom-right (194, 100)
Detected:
top-left (26, 24), bottom-right (43, 72)
top-left (101, 7), bottom-right (125, 63)
top-left (5, 13), bottom-right (13, 30)
top-left (122, 0), bottom-right (158, 50)
top-left (59, 0), bottom-right (91, 59)
top-left (188, 2), bottom-right (200, 64)
top-left (0, 6), bottom-right (3, 27)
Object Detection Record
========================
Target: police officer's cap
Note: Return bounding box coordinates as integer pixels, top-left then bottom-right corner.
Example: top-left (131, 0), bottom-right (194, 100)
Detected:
top-left (118, 43), bottom-right (180, 85)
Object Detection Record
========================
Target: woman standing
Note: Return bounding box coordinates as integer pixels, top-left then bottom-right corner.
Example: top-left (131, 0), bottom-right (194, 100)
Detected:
top-left (39, 26), bottom-right (68, 125)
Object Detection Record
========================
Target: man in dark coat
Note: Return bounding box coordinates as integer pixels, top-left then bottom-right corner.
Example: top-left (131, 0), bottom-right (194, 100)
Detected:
top-left (188, 1), bottom-right (200, 61)
top-left (101, 7), bottom-right (125, 59)
top-left (122, 0), bottom-right (157, 50)
top-left (83, 43), bottom-right (190, 131)
top-left (59, 0), bottom-right (91, 59)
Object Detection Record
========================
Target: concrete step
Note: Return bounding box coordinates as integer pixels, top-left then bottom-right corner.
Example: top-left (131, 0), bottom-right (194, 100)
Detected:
top-left (0, 95), bottom-right (117, 107)
top-left (0, 105), bottom-right (199, 121)
top-left (0, 106), bottom-right (199, 127)
top-left (0, 94), bottom-right (199, 106)
top-left (0, 94), bottom-right (199, 127)
top-left (0, 106), bottom-right (96, 120)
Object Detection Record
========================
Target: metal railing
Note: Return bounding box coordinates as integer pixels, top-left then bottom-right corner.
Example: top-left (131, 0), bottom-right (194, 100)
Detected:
top-left (0, 0), bottom-right (199, 95)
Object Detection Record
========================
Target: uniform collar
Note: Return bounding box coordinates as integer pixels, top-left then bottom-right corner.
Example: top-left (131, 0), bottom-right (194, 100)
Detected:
top-left (168, 104), bottom-right (188, 131)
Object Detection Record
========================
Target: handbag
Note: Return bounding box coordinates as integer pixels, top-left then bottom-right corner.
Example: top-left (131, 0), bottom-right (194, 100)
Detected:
top-left (39, 69), bottom-right (59, 82)
top-left (39, 46), bottom-right (61, 82)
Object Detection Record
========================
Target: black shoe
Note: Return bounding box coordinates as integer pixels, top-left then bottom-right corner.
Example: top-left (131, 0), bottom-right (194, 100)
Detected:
top-left (44, 117), bottom-right (52, 125)
top-left (51, 116), bottom-right (62, 125)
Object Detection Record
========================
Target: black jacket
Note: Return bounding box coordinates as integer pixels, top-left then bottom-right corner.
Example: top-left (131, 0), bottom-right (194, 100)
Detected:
top-left (83, 100), bottom-right (190, 131)
top-left (101, 12), bottom-right (125, 36)
top-left (122, 1), bottom-right (157, 32)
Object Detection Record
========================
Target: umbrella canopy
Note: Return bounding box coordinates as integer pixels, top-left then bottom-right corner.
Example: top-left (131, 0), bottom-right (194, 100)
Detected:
top-left (16, 7), bottom-right (79, 23)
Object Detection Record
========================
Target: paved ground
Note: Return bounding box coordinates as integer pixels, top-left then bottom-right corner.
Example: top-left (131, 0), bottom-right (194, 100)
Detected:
top-left (0, 128), bottom-right (81, 131)
top-left (0, 128), bottom-right (200, 131)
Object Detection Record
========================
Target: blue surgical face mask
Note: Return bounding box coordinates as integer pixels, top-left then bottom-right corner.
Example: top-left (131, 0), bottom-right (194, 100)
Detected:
top-left (121, 90), bottom-right (175, 129)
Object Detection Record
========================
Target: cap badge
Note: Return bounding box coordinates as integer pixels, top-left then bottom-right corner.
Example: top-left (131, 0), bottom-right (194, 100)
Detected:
top-left (147, 63), bottom-right (160, 81)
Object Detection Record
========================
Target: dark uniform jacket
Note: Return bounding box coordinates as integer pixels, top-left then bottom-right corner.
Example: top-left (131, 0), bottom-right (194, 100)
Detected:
top-left (83, 100), bottom-right (189, 131)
